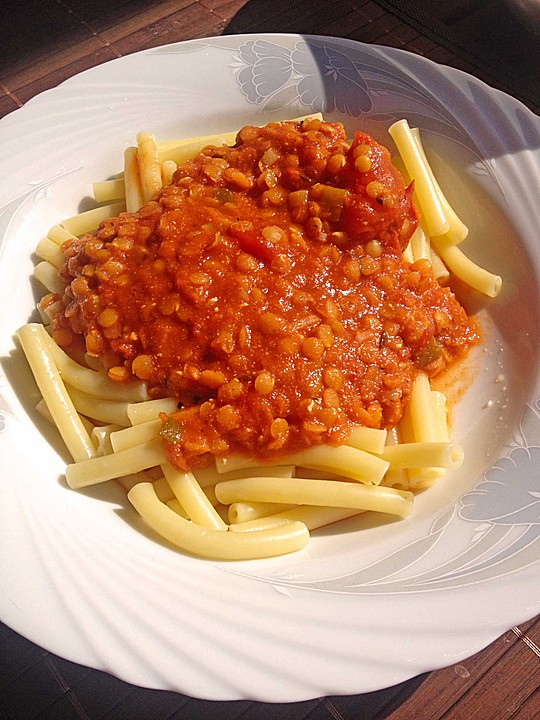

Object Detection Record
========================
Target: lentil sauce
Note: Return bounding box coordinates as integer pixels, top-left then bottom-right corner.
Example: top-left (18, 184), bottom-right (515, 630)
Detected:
top-left (47, 119), bottom-right (479, 470)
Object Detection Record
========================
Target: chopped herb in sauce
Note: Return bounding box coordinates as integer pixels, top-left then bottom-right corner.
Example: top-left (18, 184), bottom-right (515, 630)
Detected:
top-left (160, 417), bottom-right (183, 445)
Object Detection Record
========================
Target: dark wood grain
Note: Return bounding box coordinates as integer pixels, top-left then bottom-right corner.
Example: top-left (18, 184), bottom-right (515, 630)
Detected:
top-left (386, 617), bottom-right (540, 720)
top-left (1, 0), bottom-right (538, 115)
top-left (0, 0), bottom-right (539, 718)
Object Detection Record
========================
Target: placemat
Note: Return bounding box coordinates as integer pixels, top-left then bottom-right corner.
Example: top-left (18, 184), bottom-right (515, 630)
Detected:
top-left (365, 0), bottom-right (539, 113)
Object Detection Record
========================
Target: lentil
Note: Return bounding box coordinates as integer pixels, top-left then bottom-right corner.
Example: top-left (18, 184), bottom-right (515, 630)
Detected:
top-left (254, 371), bottom-right (275, 395)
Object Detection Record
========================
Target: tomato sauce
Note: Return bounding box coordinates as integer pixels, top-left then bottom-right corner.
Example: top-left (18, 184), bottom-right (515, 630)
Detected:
top-left (48, 119), bottom-right (479, 469)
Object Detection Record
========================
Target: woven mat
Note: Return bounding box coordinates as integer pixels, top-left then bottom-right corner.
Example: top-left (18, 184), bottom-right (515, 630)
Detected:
top-left (224, 0), bottom-right (540, 114)
top-left (372, 0), bottom-right (540, 114)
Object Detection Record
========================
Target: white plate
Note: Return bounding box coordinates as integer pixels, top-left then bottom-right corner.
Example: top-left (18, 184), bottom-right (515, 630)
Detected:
top-left (1, 34), bottom-right (539, 703)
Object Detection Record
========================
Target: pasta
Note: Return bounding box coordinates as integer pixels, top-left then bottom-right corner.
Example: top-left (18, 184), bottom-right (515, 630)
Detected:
top-left (215, 444), bottom-right (390, 484)
top-left (389, 119), bottom-right (501, 297)
top-left (92, 178), bottom-right (125, 203)
top-left (128, 482), bottom-right (310, 560)
top-left (61, 201), bottom-right (126, 237)
top-left (33, 261), bottom-right (67, 295)
top-left (124, 146), bottom-right (144, 212)
top-left (388, 119), bottom-right (450, 237)
top-left (17, 323), bottom-right (95, 463)
top-left (228, 505), bottom-right (362, 533)
top-left (161, 462), bottom-right (228, 531)
top-left (17, 115), bottom-right (501, 560)
top-left (431, 235), bottom-right (502, 297)
top-left (214, 477), bottom-right (414, 518)
top-left (136, 131), bottom-right (163, 204)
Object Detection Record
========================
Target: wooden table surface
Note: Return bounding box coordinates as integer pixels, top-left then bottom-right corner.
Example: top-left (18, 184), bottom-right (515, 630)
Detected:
top-left (1, 1), bottom-right (539, 718)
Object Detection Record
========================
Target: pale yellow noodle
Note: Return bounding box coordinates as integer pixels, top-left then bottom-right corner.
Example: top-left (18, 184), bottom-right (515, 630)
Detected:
top-left (388, 119), bottom-right (449, 237)
top-left (156, 113), bottom-right (323, 164)
top-left (216, 445), bottom-right (389, 485)
top-left (346, 425), bottom-right (387, 454)
top-left (137, 131), bottom-right (162, 203)
top-left (34, 261), bottom-right (67, 294)
top-left (127, 398), bottom-right (179, 425)
top-left (35, 237), bottom-right (64, 267)
top-left (166, 498), bottom-right (189, 519)
top-left (110, 419), bottom-right (161, 453)
top-left (128, 482), bottom-right (310, 560)
top-left (65, 384), bottom-right (130, 426)
top-left (161, 160), bottom-right (177, 186)
top-left (229, 505), bottom-right (362, 533)
top-left (431, 234), bottom-right (502, 298)
top-left (429, 246), bottom-right (450, 283)
top-left (409, 224), bottom-right (431, 262)
top-left (408, 373), bottom-right (437, 441)
top-left (161, 461), bottom-right (227, 531)
top-left (228, 501), bottom-right (297, 524)
top-left (193, 464), bottom-right (295, 488)
top-left (91, 423), bottom-right (123, 456)
top-left (65, 438), bottom-right (164, 489)
top-left (16, 324), bottom-right (95, 463)
top-left (124, 146), bottom-right (143, 212)
top-left (410, 127), bottom-right (469, 244)
top-left (381, 441), bottom-right (463, 470)
top-left (62, 201), bottom-right (126, 237)
top-left (47, 224), bottom-right (77, 245)
top-left (92, 178), bottom-right (125, 202)
top-left (215, 477), bottom-right (413, 518)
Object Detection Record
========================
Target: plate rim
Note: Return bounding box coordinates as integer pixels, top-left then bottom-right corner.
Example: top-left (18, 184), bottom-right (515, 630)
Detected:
top-left (1, 32), bottom-right (539, 702)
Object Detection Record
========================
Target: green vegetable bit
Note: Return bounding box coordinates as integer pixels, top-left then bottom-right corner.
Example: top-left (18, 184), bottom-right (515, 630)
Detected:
top-left (213, 187), bottom-right (234, 204)
top-left (416, 337), bottom-right (443, 367)
top-left (160, 417), bottom-right (183, 445)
